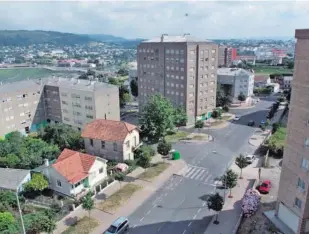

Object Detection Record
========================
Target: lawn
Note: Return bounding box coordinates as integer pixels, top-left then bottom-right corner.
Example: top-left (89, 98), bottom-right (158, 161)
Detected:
top-left (96, 184), bottom-right (142, 214)
top-left (253, 66), bottom-right (293, 75)
top-left (165, 131), bottom-right (189, 143)
top-left (0, 68), bottom-right (77, 82)
top-left (138, 163), bottom-right (170, 181)
top-left (61, 216), bottom-right (99, 234)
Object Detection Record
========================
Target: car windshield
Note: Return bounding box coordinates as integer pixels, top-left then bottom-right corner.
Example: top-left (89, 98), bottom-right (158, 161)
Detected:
top-left (262, 183), bottom-right (268, 187)
top-left (107, 225), bottom-right (118, 233)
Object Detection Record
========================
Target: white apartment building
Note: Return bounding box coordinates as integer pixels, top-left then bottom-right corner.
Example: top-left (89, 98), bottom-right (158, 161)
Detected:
top-left (217, 68), bottom-right (254, 103)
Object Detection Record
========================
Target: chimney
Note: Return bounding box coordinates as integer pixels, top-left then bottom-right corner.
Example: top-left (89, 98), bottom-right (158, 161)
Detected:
top-left (161, 34), bottom-right (168, 42)
top-left (44, 159), bottom-right (49, 167)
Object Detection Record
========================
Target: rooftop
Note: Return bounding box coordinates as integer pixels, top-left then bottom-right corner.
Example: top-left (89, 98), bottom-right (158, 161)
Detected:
top-left (43, 77), bottom-right (117, 91)
top-left (0, 79), bottom-right (43, 94)
top-left (53, 149), bottom-right (103, 184)
top-left (0, 168), bottom-right (30, 191)
top-left (81, 119), bottom-right (137, 142)
top-left (217, 68), bottom-right (253, 77)
top-left (142, 34), bottom-right (212, 43)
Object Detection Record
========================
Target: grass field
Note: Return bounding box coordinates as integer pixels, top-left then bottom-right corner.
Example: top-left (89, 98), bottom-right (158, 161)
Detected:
top-left (253, 66), bottom-right (293, 75)
top-left (0, 68), bottom-right (77, 82)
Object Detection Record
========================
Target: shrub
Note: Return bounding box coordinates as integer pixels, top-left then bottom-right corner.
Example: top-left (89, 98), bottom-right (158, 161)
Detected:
top-left (222, 105), bottom-right (229, 112)
top-left (241, 189), bottom-right (261, 218)
top-left (114, 172), bottom-right (126, 181)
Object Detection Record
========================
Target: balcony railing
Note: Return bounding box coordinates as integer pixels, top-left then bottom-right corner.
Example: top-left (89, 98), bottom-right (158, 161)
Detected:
top-left (132, 142), bottom-right (143, 151)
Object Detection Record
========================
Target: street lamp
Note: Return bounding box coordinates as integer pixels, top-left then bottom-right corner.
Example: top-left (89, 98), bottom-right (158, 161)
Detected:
top-left (16, 186), bottom-right (26, 234)
top-left (212, 150), bottom-right (228, 204)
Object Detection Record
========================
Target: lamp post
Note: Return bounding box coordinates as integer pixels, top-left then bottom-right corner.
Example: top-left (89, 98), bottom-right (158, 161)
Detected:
top-left (16, 187), bottom-right (26, 234)
top-left (212, 150), bottom-right (228, 204)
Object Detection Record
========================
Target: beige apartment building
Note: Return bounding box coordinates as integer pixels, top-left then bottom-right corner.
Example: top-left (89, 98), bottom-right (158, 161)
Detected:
top-left (0, 77), bottom-right (120, 138)
top-left (137, 34), bottom-right (218, 124)
top-left (275, 29), bottom-right (309, 234)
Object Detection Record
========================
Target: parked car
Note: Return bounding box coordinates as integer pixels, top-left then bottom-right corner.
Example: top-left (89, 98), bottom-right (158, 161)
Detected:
top-left (259, 120), bottom-right (266, 127)
top-left (234, 116), bottom-right (241, 121)
top-left (257, 180), bottom-right (272, 194)
top-left (105, 217), bottom-right (129, 234)
top-left (248, 120), bottom-right (255, 126)
top-left (245, 155), bottom-right (255, 164)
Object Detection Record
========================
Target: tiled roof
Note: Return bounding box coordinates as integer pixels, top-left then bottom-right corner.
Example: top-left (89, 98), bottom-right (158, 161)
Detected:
top-left (254, 75), bottom-right (269, 82)
top-left (81, 119), bottom-right (137, 142)
top-left (53, 149), bottom-right (96, 184)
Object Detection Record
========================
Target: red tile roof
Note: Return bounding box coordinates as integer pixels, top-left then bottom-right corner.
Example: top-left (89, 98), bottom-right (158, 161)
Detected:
top-left (53, 149), bottom-right (96, 184)
top-left (254, 75), bottom-right (269, 82)
top-left (81, 119), bottom-right (137, 142)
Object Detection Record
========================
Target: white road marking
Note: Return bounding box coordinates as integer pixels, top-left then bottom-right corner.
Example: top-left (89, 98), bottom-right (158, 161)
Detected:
top-left (203, 202), bottom-right (206, 207)
top-left (180, 198), bottom-right (185, 205)
top-left (164, 193), bottom-right (168, 196)
top-left (204, 174), bottom-right (212, 183)
top-left (193, 214), bottom-right (197, 220)
top-left (188, 222), bottom-right (192, 227)
top-left (153, 204), bottom-right (156, 208)
top-left (189, 168), bottom-right (202, 179)
top-left (183, 230), bottom-right (187, 234)
top-left (195, 169), bottom-right (206, 180)
top-left (146, 210), bottom-right (151, 215)
top-left (179, 178), bottom-right (183, 182)
top-left (133, 225), bottom-right (137, 228)
top-left (197, 208), bottom-right (201, 213)
top-left (140, 217), bottom-right (144, 222)
top-left (184, 167), bottom-right (196, 177)
top-left (157, 226), bottom-right (162, 231)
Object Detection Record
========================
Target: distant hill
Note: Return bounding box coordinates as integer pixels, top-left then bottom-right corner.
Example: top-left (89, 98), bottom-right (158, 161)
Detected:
top-left (0, 30), bottom-right (98, 46)
top-left (86, 34), bottom-right (127, 42)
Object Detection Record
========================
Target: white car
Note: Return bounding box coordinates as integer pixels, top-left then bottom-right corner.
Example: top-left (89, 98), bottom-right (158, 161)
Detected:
top-left (245, 155), bottom-right (256, 164)
top-left (234, 116), bottom-right (241, 121)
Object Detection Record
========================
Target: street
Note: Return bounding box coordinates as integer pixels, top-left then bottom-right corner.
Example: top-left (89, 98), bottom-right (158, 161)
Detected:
top-left (128, 96), bottom-right (279, 234)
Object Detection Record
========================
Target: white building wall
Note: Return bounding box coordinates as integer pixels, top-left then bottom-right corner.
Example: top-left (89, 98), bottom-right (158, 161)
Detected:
top-left (122, 129), bottom-right (140, 161)
top-left (88, 159), bottom-right (107, 186)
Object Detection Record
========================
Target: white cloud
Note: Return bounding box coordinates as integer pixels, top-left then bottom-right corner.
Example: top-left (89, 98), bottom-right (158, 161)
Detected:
top-left (0, 1), bottom-right (308, 39)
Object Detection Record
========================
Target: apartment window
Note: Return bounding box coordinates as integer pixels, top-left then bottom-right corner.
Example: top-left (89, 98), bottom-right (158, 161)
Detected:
top-left (167, 90), bottom-right (170, 94)
top-left (171, 49), bottom-right (174, 54)
top-left (171, 66), bottom-right (174, 70)
top-left (62, 101), bottom-right (68, 105)
top-left (167, 82), bottom-right (170, 86)
top-left (190, 50), bottom-right (195, 55)
top-left (166, 58), bottom-right (170, 62)
top-left (180, 59), bottom-right (184, 63)
top-left (171, 83), bottom-right (174, 87)
top-left (180, 84), bottom-right (184, 88)
top-left (176, 76), bottom-right (179, 79)
top-left (63, 109), bottom-right (69, 113)
top-left (99, 168), bottom-right (104, 174)
top-left (189, 67), bottom-right (194, 72)
top-left (85, 105), bottom-right (93, 110)
top-left (113, 143), bottom-right (117, 151)
top-left (180, 50), bottom-right (184, 54)
top-left (166, 66), bottom-right (170, 70)
top-left (166, 74), bottom-right (170, 78)
top-left (166, 49), bottom-right (170, 54)
top-left (298, 178), bottom-right (305, 191)
top-left (180, 92), bottom-right (184, 96)
top-left (73, 111), bottom-right (81, 116)
top-left (57, 180), bottom-right (62, 187)
top-left (17, 94), bottom-right (23, 100)
top-left (200, 91), bottom-right (203, 95)
top-left (180, 67), bottom-right (184, 72)
top-left (189, 92), bottom-right (194, 97)
top-left (212, 49), bottom-right (216, 54)
top-left (86, 115), bottom-right (94, 119)
top-left (190, 84), bottom-right (194, 88)
top-left (20, 112), bottom-right (25, 117)
top-left (211, 74), bottom-right (215, 78)
top-left (295, 197), bottom-right (302, 209)
top-left (211, 57), bottom-right (215, 61)
top-left (64, 117), bottom-right (70, 122)
top-left (176, 67), bottom-right (179, 71)
top-left (90, 139), bottom-right (94, 147)
top-left (24, 103), bottom-right (28, 107)
top-left (180, 76), bottom-right (184, 80)
top-left (301, 158), bottom-right (309, 170)
top-left (171, 91), bottom-right (175, 95)
top-left (34, 101), bottom-right (38, 104)
top-left (176, 84), bottom-right (179, 88)
top-left (171, 75), bottom-right (175, 79)
top-left (101, 141), bottom-right (105, 149)
top-left (126, 140), bottom-right (130, 149)
top-left (85, 96), bottom-right (92, 101)
top-left (61, 93), bottom-right (67, 97)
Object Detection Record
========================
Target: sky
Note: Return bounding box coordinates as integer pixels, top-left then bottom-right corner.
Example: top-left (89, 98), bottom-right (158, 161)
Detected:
top-left (0, 1), bottom-right (309, 40)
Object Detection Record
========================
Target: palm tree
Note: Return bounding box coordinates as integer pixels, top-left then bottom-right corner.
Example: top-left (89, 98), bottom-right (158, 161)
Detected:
top-left (235, 154), bottom-right (248, 179)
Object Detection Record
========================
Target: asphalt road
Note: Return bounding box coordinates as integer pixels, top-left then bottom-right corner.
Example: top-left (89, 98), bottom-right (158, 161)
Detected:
top-left (128, 97), bottom-right (278, 234)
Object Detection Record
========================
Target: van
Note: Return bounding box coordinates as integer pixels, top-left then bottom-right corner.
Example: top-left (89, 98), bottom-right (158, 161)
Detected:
top-left (104, 217), bottom-right (129, 234)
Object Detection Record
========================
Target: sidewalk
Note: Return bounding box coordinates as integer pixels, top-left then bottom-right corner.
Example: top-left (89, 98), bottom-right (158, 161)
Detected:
top-left (204, 163), bottom-right (258, 234)
top-left (249, 129), bottom-right (271, 147)
top-left (54, 158), bottom-right (186, 234)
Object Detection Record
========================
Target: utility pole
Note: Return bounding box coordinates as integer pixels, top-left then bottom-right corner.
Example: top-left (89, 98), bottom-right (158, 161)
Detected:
top-left (16, 188), bottom-right (26, 234)
top-left (212, 150), bottom-right (228, 204)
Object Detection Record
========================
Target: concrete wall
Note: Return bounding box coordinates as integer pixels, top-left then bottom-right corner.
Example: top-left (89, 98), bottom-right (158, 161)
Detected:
top-left (88, 159), bottom-right (107, 186)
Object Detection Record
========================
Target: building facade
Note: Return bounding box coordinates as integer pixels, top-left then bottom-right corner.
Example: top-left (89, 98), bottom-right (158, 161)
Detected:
top-left (137, 34), bottom-right (218, 123)
top-left (217, 68), bottom-right (254, 103)
top-left (218, 47), bottom-right (237, 67)
top-left (0, 77), bottom-right (120, 137)
top-left (275, 29), bottom-right (309, 234)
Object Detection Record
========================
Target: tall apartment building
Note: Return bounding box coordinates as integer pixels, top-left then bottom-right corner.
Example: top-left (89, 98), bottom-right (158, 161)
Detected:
top-left (275, 29), bottom-right (309, 234)
top-left (137, 34), bottom-right (218, 124)
top-left (218, 46), bottom-right (237, 67)
top-left (0, 77), bottom-right (120, 138)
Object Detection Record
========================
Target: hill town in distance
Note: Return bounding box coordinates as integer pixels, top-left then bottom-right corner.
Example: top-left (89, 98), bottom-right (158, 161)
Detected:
top-left (0, 17), bottom-right (307, 234)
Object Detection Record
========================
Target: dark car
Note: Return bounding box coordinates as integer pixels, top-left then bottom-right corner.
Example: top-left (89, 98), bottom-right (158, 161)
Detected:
top-left (248, 120), bottom-right (255, 126)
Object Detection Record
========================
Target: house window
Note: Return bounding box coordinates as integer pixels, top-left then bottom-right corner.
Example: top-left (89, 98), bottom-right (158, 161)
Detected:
top-left (99, 168), bottom-right (104, 174)
top-left (298, 178), bottom-right (305, 191)
top-left (301, 158), bottom-right (309, 170)
top-left (90, 139), bottom-right (94, 147)
top-left (295, 197), bottom-right (302, 209)
top-left (57, 180), bottom-right (62, 187)
top-left (133, 136), bottom-right (137, 146)
top-left (113, 143), bottom-right (117, 151)
top-left (101, 141), bottom-right (105, 149)
top-left (126, 141), bottom-right (130, 149)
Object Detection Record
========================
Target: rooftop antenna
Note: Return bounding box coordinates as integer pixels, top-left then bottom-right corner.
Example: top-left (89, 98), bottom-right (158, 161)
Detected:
top-left (181, 13), bottom-right (188, 36)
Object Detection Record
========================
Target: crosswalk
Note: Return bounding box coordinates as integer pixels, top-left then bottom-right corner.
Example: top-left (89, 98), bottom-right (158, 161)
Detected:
top-left (181, 165), bottom-right (213, 184)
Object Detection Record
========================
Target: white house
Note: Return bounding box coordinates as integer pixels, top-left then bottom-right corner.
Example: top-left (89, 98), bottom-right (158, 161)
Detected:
top-left (217, 68), bottom-right (254, 104)
top-left (82, 119), bottom-right (141, 162)
top-left (0, 168), bottom-right (31, 193)
top-left (40, 149), bottom-right (107, 198)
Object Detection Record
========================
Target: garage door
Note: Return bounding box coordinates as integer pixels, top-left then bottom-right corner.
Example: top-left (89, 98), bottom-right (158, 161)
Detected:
top-left (278, 203), bottom-right (299, 233)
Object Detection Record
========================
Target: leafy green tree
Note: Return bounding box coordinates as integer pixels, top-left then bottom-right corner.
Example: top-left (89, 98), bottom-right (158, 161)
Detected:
top-left (221, 169), bottom-right (238, 198)
top-left (211, 109), bottom-right (222, 119)
top-left (135, 145), bottom-right (156, 159)
top-left (195, 120), bottom-right (204, 132)
top-left (24, 212), bottom-right (56, 234)
top-left (173, 107), bottom-right (187, 127)
top-left (81, 192), bottom-right (94, 232)
top-left (5, 154), bottom-right (21, 168)
top-left (0, 212), bottom-right (17, 233)
top-left (39, 123), bottom-right (83, 151)
top-left (238, 92), bottom-right (246, 101)
top-left (272, 122), bottom-right (281, 134)
top-left (137, 150), bottom-right (152, 168)
top-left (287, 61), bottom-right (294, 69)
top-left (235, 154), bottom-right (248, 179)
top-left (119, 85), bottom-right (130, 107)
top-left (24, 173), bottom-right (48, 193)
top-left (157, 140), bottom-right (172, 157)
top-left (0, 191), bottom-right (19, 208)
top-left (265, 127), bottom-right (286, 158)
top-left (207, 193), bottom-right (224, 225)
top-left (130, 79), bottom-right (138, 97)
top-left (139, 94), bottom-right (175, 142)
top-left (108, 77), bottom-right (119, 86)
